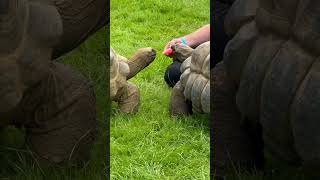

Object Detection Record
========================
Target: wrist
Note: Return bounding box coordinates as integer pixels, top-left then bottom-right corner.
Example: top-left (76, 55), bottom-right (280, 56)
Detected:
top-left (182, 36), bottom-right (195, 47)
top-left (180, 37), bottom-right (187, 46)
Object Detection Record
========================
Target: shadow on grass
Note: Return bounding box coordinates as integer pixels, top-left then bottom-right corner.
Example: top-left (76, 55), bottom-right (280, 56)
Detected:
top-left (211, 153), bottom-right (314, 180)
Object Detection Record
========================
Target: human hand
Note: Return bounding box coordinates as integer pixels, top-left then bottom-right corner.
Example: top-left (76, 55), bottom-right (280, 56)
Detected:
top-left (163, 38), bottom-right (184, 57)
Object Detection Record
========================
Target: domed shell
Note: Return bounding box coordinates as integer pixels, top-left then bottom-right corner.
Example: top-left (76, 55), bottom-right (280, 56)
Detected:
top-left (110, 48), bottom-right (129, 99)
top-left (180, 42), bottom-right (210, 113)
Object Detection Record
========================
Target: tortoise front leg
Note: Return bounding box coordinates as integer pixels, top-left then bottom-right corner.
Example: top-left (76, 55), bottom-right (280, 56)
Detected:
top-left (117, 82), bottom-right (140, 114)
top-left (169, 81), bottom-right (192, 116)
top-left (212, 62), bottom-right (264, 177)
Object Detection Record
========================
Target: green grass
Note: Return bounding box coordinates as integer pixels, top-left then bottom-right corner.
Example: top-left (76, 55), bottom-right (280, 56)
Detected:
top-left (0, 27), bottom-right (108, 179)
top-left (110, 0), bottom-right (210, 179)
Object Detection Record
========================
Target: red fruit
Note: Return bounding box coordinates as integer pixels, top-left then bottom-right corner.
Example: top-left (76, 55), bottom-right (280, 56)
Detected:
top-left (163, 48), bottom-right (173, 56)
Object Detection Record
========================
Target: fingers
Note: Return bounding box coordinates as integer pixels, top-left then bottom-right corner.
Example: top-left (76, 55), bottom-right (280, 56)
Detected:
top-left (164, 42), bottom-right (171, 51)
top-left (163, 38), bottom-right (182, 57)
top-left (166, 39), bottom-right (181, 50)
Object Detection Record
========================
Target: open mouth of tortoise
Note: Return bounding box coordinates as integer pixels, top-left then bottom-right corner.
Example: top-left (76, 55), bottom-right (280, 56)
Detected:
top-left (150, 49), bottom-right (156, 59)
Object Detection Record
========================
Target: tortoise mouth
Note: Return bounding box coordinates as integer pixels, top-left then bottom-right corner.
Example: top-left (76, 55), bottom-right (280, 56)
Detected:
top-left (150, 49), bottom-right (156, 59)
top-left (151, 49), bottom-right (157, 58)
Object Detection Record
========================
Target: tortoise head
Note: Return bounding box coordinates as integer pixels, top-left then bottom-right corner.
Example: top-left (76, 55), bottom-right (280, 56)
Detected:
top-left (171, 43), bottom-right (194, 63)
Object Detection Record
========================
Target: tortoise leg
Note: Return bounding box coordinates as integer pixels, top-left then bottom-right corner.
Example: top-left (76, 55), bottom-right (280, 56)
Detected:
top-left (169, 81), bottom-right (192, 116)
top-left (23, 62), bottom-right (96, 166)
top-left (212, 62), bottom-right (264, 177)
top-left (127, 48), bottom-right (156, 80)
top-left (117, 82), bottom-right (140, 114)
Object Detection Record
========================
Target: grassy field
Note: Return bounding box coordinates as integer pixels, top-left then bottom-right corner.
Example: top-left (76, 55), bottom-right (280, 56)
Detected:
top-left (0, 27), bottom-right (108, 179)
top-left (110, 0), bottom-right (210, 179)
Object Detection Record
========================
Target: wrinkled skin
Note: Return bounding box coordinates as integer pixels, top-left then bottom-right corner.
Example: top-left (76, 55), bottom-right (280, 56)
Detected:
top-left (171, 43), bottom-right (193, 63)
top-left (213, 0), bottom-right (320, 178)
top-left (110, 48), bottom-right (156, 114)
top-left (169, 42), bottom-right (210, 116)
top-left (52, 0), bottom-right (108, 58)
top-left (0, 0), bottom-right (106, 166)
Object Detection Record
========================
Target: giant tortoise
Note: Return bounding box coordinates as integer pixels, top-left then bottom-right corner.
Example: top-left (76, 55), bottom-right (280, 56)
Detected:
top-left (110, 47), bottom-right (156, 114)
top-left (212, 0), bottom-right (320, 178)
top-left (0, 0), bottom-right (107, 165)
top-left (169, 42), bottom-right (210, 116)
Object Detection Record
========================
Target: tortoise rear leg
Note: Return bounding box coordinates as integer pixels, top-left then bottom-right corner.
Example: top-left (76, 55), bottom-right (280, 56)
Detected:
top-left (169, 81), bottom-right (192, 116)
top-left (117, 82), bottom-right (140, 114)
